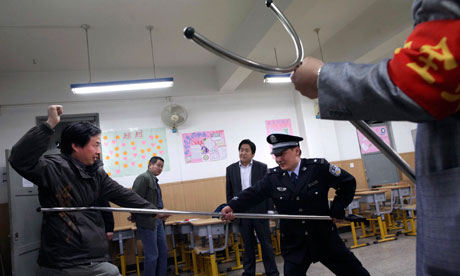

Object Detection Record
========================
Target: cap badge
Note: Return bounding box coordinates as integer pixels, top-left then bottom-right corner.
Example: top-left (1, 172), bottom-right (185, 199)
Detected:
top-left (270, 135), bottom-right (277, 143)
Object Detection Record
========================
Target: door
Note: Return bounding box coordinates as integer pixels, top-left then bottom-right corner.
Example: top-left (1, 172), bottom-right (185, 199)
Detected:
top-left (6, 150), bottom-right (41, 276)
top-left (7, 113), bottom-right (99, 275)
top-left (357, 122), bottom-right (400, 187)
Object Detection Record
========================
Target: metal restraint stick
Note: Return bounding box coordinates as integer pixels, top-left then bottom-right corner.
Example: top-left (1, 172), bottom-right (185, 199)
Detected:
top-left (38, 206), bottom-right (332, 221)
top-left (183, 0), bottom-right (415, 182)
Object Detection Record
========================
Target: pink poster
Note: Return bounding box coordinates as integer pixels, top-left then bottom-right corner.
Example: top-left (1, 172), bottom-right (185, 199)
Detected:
top-left (357, 126), bottom-right (392, 154)
top-left (182, 130), bottom-right (227, 163)
top-left (265, 119), bottom-right (293, 135)
top-left (265, 119), bottom-right (293, 158)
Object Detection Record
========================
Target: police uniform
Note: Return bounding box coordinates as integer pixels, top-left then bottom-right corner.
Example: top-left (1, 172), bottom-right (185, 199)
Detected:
top-left (227, 134), bottom-right (369, 276)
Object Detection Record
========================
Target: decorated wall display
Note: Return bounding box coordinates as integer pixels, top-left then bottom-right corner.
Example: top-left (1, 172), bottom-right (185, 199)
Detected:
top-left (182, 130), bottom-right (227, 163)
top-left (101, 128), bottom-right (169, 177)
top-left (357, 126), bottom-right (391, 154)
top-left (265, 119), bottom-right (294, 158)
top-left (265, 118), bottom-right (293, 135)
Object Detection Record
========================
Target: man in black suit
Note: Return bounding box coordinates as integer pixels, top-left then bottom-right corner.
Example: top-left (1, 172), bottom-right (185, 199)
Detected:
top-left (226, 139), bottom-right (279, 276)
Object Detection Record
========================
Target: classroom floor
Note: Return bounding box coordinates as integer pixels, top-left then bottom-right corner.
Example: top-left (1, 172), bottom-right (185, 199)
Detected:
top-left (127, 231), bottom-right (416, 276)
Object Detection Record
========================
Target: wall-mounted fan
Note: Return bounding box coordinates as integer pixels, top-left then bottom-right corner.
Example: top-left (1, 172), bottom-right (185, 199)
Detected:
top-left (161, 104), bottom-right (188, 133)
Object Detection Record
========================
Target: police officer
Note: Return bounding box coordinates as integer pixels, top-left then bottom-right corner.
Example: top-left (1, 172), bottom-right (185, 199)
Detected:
top-left (221, 134), bottom-right (370, 276)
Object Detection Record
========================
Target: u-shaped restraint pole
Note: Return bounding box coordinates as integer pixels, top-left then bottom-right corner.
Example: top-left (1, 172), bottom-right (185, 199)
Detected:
top-left (184, 0), bottom-right (303, 73)
top-left (183, 0), bottom-right (416, 182)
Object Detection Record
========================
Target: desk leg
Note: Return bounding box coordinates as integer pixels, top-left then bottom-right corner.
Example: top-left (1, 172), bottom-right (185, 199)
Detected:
top-left (408, 211), bottom-right (416, 236)
top-left (359, 221), bottom-right (375, 238)
top-left (171, 234), bottom-right (179, 275)
top-left (350, 222), bottom-right (368, 249)
top-left (132, 236), bottom-right (141, 276)
top-left (256, 242), bottom-right (262, 263)
top-left (231, 237), bottom-right (243, 270)
top-left (209, 254), bottom-right (219, 276)
top-left (374, 216), bottom-right (396, 243)
top-left (402, 210), bottom-right (416, 236)
top-left (192, 251), bottom-right (199, 276)
top-left (118, 232), bottom-right (126, 276)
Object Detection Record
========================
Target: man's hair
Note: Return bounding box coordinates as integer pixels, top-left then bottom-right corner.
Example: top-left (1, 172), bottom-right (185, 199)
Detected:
top-left (238, 139), bottom-right (256, 154)
top-left (60, 122), bottom-right (101, 154)
top-left (149, 156), bottom-right (164, 166)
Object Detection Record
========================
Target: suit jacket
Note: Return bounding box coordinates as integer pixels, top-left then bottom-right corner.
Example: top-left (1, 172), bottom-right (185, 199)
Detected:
top-left (226, 159), bottom-right (273, 213)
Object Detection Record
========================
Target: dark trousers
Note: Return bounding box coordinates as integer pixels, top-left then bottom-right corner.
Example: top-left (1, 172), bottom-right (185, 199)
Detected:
top-left (283, 246), bottom-right (370, 276)
top-left (239, 218), bottom-right (279, 276)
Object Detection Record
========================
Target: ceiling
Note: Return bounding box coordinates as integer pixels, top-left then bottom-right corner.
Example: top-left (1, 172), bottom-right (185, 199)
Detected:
top-left (0, 0), bottom-right (414, 96)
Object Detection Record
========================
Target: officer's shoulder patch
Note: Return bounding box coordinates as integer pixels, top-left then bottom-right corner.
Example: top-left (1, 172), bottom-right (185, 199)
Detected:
top-left (268, 166), bottom-right (282, 175)
top-left (329, 164), bottom-right (341, 177)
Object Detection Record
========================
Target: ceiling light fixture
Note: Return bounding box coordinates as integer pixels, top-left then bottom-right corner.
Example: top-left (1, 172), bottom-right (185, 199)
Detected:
top-left (71, 25), bottom-right (174, 94)
top-left (263, 48), bottom-right (291, 83)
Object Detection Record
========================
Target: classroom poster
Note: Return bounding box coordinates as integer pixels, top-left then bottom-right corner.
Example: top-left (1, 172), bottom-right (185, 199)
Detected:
top-left (182, 130), bottom-right (227, 163)
top-left (265, 119), bottom-right (293, 135)
top-left (265, 119), bottom-right (294, 158)
top-left (357, 126), bottom-right (391, 154)
top-left (101, 128), bottom-right (169, 177)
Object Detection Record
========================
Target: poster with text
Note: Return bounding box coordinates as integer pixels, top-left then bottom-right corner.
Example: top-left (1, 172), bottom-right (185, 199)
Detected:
top-left (357, 126), bottom-right (391, 154)
top-left (102, 128), bottom-right (169, 177)
top-left (265, 119), bottom-right (293, 136)
top-left (182, 130), bottom-right (227, 163)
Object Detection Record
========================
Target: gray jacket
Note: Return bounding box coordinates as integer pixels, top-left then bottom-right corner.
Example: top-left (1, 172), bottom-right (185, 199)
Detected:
top-left (317, 1), bottom-right (460, 275)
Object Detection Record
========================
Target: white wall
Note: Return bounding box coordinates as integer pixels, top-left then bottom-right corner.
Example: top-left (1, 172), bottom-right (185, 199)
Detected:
top-left (0, 68), bottom-right (417, 203)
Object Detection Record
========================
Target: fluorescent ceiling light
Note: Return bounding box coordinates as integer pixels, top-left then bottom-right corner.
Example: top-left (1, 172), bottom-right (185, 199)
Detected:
top-left (263, 73), bottom-right (291, 84)
top-left (71, 77), bottom-right (174, 94)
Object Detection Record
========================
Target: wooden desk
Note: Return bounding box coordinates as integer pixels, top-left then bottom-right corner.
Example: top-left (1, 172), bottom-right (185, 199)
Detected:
top-left (190, 219), bottom-right (226, 243)
top-left (189, 219), bottom-right (228, 276)
top-left (355, 190), bottom-right (386, 206)
top-left (376, 184), bottom-right (412, 203)
top-left (355, 190), bottom-right (396, 243)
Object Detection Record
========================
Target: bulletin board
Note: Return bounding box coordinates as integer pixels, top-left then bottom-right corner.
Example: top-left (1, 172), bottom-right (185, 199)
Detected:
top-left (101, 128), bottom-right (169, 177)
top-left (265, 119), bottom-right (293, 135)
top-left (182, 130), bottom-right (227, 163)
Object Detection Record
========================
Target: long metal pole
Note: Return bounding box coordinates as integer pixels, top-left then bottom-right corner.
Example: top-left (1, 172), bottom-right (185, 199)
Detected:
top-left (38, 206), bottom-right (332, 221)
top-left (351, 120), bottom-right (415, 182)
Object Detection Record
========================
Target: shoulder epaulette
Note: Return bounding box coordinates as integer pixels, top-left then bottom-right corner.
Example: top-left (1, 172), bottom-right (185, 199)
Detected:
top-left (305, 158), bottom-right (327, 165)
top-left (268, 166), bottom-right (283, 174)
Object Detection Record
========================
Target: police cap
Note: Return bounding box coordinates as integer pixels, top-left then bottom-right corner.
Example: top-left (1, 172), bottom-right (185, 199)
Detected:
top-left (266, 133), bottom-right (303, 154)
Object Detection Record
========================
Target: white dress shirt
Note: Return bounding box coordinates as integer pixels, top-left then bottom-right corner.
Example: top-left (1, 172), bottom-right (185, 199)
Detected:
top-left (239, 160), bottom-right (253, 190)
